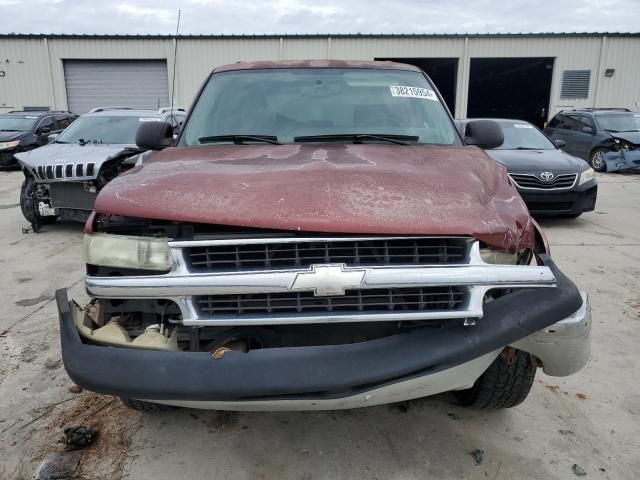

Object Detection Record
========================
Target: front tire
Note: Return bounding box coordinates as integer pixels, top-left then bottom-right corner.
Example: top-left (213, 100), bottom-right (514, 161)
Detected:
top-left (455, 348), bottom-right (536, 409)
top-left (589, 148), bottom-right (608, 172)
top-left (20, 176), bottom-right (57, 227)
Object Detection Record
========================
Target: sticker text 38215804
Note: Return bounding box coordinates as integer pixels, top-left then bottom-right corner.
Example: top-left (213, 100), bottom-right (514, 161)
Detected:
top-left (389, 86), bottom-right (439, 101)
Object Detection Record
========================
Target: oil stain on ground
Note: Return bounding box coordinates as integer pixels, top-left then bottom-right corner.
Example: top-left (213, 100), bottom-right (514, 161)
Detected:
top-left (15, 295), bottom-right (50, 307)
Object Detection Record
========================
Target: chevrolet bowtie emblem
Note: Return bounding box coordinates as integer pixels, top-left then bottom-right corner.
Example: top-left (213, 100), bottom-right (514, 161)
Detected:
top-left (291, 264), bottom-right (366, 296)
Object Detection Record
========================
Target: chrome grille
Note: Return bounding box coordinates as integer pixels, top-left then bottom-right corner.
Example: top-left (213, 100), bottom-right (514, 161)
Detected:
top-left (509, 173), bottom-right (577, 190)
top-left (33, 162), bottom-right (96, 181)
top-left (187, 237), bottom-right (469, 272)
top-left (195, 286), bottom-right (466, 316)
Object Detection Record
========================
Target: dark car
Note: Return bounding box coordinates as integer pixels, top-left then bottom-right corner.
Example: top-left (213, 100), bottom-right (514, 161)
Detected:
top-left (459, 118), bottom-right (597, 218)
top-left (544, 108), bottom-right (640, 172)
top-left (0, 111), bottom-right (77, 167)
top-left (16, 107), bottom-right (185, 227)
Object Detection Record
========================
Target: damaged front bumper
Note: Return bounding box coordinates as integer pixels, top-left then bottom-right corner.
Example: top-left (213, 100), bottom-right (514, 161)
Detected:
top-left (604, 150), bottom-right (640, 172)
top-left (55, 256), bottom-right (591, 410)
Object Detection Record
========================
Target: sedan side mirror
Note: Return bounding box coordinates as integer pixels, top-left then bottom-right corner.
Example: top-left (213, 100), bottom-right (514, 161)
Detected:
top-left (464, 120), bottom-right (504, 149)
top-left (582, 126), bottom-right (594, 134)
top-left (554, 139), bottom-right (566, 148)
top-left (39, 126), bottom-right (51, 134)
top-left (47, 133), bottom-right (59, 143)
top-left (136, 121), bottom-right (173, 150)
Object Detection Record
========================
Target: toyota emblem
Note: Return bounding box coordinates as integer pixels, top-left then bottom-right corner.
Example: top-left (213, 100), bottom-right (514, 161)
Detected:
top-left (540, 171), bottom-right (555, 182)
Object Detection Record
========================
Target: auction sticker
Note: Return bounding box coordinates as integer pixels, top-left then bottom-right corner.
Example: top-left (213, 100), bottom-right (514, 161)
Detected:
top-left (389, 85), bottom-right (439, 101)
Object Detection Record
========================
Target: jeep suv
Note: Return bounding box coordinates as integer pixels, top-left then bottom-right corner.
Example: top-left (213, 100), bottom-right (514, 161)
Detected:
top-left (56, 61), bottom-right (590, 412)
top-left (544, 108), bottom-right (640, 172)
top-left (16, 107), bottom-right (185, 227)
top-left (0, 110), bottom-right (77, 167)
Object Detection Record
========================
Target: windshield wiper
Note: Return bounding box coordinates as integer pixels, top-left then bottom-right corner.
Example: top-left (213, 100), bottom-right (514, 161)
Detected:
top-left (198, 135), bottom-right (281, 145)
top-left (0, 129), bottom-right (21, 132)
top-left (513, 146), bottom-right (543, 150)
top-left (294, 134), bottom-right (418, 145)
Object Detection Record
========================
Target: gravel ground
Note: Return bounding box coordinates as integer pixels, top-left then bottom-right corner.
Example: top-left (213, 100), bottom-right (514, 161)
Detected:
top-left (0, 169), bottom-right (639, 479)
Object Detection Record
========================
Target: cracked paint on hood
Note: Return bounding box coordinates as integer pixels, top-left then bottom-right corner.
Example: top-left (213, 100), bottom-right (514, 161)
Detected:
top-left (94, 144), bottom-right (535, 251)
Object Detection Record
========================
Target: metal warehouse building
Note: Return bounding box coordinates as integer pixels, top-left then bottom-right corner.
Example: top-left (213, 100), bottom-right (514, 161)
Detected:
top-left (1, 33), bottom-right (639, 126)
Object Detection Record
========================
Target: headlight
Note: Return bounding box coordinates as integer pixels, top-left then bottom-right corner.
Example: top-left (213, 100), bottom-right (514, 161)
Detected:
top-left (83, 233), bottom-right (171, 271)
top-left (578, 168), bottom-right (595, 185)
top-left (0, 140), bottom-right (20, 150)
top-left (479, 247), bottom-right (518, 264)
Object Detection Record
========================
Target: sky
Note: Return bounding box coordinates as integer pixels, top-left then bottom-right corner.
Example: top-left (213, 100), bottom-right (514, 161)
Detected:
top-left (0, 0), bottom-right (639, 35)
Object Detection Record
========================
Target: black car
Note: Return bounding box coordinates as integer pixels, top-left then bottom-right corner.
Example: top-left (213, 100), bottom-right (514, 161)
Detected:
top-left (0, 111), bottom-right (77, 167)
top-left (544, 108), bottom-right (640, 172)
top-left (458, 118), bottom-right (597, 217)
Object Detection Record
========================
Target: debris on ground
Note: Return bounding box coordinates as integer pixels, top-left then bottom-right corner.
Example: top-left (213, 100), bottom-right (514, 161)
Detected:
top-left (68, 385), bottom-right (83, 394)
top-left (471, 448), bottom-right (484, 465)
top-left (572, 463), bottom-right (587, 476)
top-left (62, 425), bottom-right (98, 450)
top-left (576, 393), bottom-right (588, 400)
top-left (545, 384), bottom-right (561, 393)
top-left (447, 412), bottom-right (461, 420)
top-left (44, 358), bottom-right (62, 370)
top-left (559, 429), bottom-right (575, 435)
top-left (34, 451), bottom-right (82, 480)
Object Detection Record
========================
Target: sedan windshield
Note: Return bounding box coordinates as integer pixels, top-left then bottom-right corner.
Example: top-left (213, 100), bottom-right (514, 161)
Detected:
top-left (596, 113), bottom-right (640, 132)
top-left (180, 68), bottom-right (459, 146)
top-left (492, 120), bottom-right (555, 150)
top-left (0, 116), bottom-right (38, 132)
top-left (56, 115), bottom-right (158, 144)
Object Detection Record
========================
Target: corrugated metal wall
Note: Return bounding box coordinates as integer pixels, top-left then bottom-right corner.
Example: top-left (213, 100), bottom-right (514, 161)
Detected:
top-left (1, 35), bottom-right (638, 117)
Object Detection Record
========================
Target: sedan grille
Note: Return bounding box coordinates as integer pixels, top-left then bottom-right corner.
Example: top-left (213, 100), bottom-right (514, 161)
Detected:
top-left (510, 173), bottom-right (577, 190)
top-left (194, 286), bottom-right (466, 316)
top-left (187, 238), bottom-right (469, 272)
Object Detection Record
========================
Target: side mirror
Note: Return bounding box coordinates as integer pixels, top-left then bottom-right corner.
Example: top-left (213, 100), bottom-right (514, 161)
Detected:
top-left (554, 139), bottom-right (566, 148)
top-left (39, 126), bottom-right (51, 134)
top-left (136, 121), bottom-right (173, 150)
top-left (47, 133), bottom-right (59, 143)
top-left (582, 126), bottom-right (594, 134)
top-left (464, 119), bottom-right (504, 149)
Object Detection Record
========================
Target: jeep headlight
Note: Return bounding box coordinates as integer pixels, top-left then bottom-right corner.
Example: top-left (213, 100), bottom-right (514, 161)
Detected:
top-left (0, 140), bottom-right (20, 150)
top-left (578, 167), bottom-right (595, 185)
top-left (479, 248), bottom-right (518, 264)
top-left (83, 233), bottom-right (172, 271)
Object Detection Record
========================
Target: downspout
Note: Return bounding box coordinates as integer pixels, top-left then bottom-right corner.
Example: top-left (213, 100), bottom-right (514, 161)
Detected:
top-left (593, 35), bottom-right (607, 107)
top-left (43, 37), bottom-right (56, 110)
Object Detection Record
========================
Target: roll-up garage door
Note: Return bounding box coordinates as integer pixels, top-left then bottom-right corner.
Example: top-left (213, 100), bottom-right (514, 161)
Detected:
top-left (63, 60), bottom-right (170, 114)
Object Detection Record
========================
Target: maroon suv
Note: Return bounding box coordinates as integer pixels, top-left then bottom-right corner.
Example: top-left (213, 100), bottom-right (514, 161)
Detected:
top-left (56, 61), bottom-right (590, 412)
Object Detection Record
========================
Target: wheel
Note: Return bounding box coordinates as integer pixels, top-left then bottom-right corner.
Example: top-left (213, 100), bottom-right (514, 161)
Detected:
top-left (455, 348), bottom-right (536, 409)
top-left (589, 148), bottom-right (608, 172)
top-left (120, 397), bottom-right (175, 413)
top-left (20, 176), bottom-right (57, 227)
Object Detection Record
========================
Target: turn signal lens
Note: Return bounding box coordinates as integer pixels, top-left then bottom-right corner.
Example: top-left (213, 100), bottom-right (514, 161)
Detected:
top-left (479, 248), bottom-right (518, 265)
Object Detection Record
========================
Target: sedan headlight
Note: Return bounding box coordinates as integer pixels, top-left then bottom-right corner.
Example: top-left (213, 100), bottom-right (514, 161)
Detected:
top-left (479, 247), bottom-right (518, 265)
top-left (0, 140), bottom-right (20, 150)
top-left (83, 233), bottom-right (172, 271)
top-left (578, 168), bottom-right (595, 185)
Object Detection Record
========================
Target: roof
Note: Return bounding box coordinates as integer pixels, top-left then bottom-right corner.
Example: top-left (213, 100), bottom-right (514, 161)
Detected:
top-left (0, 32), bottom-right (639, 40)
top-left (214, 59), bottom-right (421, 73)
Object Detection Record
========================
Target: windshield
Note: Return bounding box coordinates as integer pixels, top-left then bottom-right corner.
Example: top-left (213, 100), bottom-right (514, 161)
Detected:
top-left (56, 115), bottom-right (158, 144)
top-left (0, 116), bottom-right (38, 132)
top-left (596, 113), bottom-right (640, 132)
top-left (180, 68), bottom-right (459, 146)
top-left (492, 120), bottom-right (555, 150)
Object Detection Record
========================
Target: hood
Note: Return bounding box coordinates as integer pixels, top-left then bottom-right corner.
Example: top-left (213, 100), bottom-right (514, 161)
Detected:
top-left (95, 144), bottom-right (536, 251)
top-left (486, 148), bottom-right (589, 174)
top-left (610, 131), bottom-right (640, 145)
top-left (16, 143), bottom-right (138, 180)
top-left (0, 131), bottom-right (25, 142)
